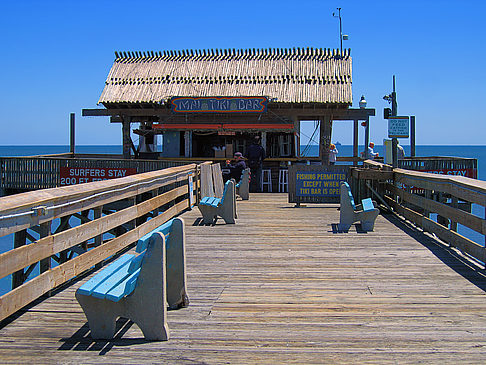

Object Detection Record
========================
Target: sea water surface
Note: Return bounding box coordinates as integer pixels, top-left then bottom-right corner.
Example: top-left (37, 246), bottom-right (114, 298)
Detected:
top-left (0, 145), bottom-right (485, 295)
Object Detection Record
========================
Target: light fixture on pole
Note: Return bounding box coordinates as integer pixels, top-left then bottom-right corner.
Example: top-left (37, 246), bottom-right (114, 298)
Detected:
top-left (359, 95), bottom-right (367, 109)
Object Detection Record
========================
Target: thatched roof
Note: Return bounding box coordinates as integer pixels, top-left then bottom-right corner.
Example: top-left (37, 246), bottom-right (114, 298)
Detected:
top-left (98, 47), bottom-right (352, 106)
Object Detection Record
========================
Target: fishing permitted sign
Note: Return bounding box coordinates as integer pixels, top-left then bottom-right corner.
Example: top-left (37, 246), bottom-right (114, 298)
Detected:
top-left (388, 116), bottom-right (409, 138)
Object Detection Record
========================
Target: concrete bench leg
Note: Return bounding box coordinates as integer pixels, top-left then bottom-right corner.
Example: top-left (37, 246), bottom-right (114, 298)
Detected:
top-left (166, 218), bottom-right (189, 310)
top-left (76, 232), bottom-right (169, 341)
top-left (75, 294), bottom-right (118, 339)
top-left (359, 210), bottom-right (380, 231)
top-left (198, 205), bottom-right (217, 224)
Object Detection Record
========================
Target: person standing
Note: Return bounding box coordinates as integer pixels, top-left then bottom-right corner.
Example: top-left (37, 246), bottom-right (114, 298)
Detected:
top-left (245, 136), bottom-right (266, 193)
top-left (329, 144), bottom-right (338, 165)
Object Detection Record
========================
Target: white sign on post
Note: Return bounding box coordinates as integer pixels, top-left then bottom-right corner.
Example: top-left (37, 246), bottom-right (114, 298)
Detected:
top-left (188, 174), bottom-right (195, 207)
top-left (388, 116), bottom-right (410, 138)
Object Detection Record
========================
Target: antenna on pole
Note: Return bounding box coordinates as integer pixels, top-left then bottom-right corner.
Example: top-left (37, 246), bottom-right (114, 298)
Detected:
top-left (332, 8), bottom-right (349, 56)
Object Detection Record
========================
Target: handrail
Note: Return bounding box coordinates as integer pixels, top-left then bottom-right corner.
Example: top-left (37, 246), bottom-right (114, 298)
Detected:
top-left (0, 164), bottom-right (200, 322)
top-left (354, 163), bottom-right (486, 267)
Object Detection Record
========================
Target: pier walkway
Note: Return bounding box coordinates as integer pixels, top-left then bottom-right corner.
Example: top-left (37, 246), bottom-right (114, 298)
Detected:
top-left (1, 193), bottom-right (486, 363)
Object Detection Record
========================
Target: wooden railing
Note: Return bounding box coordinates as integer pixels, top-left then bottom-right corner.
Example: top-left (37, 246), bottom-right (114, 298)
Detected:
top-left (0, 163), bottom-right (203, 322)
top-left (0, 156), bottom-right (190, 192)
top-left (353, 161), bottom-right (486, 267)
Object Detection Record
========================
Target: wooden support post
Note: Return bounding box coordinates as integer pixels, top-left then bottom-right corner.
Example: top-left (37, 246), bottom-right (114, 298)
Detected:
top-left (319, 116), bottom-right (332, 165)
top-left (353, 119), bottom-right (359, 166)
top-left (364, 117), bottom-right (370, 160)
top-left (94, 207), bottom-right (103, 269)
top-left (39, 222), bottom-right (52, 274)
top-left (410, 116), bottom-right (416, 157)
top-left (70, 113), bottom-right (75, 154)
top-left (58, 216), bottom-right (71, 264)
top-left (122, 117), bottom-right (131, 159)
top-left (450, 197), bottom-right (458, 232)
top-left (12, 230), bottom-right (27, 289)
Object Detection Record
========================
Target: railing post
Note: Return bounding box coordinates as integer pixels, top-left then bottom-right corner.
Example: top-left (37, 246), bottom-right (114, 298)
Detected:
top-left (12, 230), bottom-right (27, 289)
top-left (39, 222), bottom-right (52, 274)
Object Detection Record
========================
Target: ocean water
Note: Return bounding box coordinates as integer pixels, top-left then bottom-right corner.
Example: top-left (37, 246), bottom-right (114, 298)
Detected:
top-left (0, 145), bottom-right (485, 295)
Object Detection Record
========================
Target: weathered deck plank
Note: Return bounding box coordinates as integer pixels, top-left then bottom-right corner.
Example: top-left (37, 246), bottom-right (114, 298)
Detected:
top-left (1, 193), bottom-right (486, 364)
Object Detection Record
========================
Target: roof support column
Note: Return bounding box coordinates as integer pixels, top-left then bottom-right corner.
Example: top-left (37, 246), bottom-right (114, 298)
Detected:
top-left (353, 119), bottom-right (359, 166)
top-left (364, 116), bottom-right (370, 160)
top-left (122, 117), bottom-right (132, 159)
top-left (319, 115), bottom-right (332, 165)
top-left (293, 116), bottom-right (300, 157)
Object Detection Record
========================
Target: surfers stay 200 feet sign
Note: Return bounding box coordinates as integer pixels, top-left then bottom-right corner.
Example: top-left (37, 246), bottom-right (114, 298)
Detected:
top-left (60, 167), bottom-right (137, 186)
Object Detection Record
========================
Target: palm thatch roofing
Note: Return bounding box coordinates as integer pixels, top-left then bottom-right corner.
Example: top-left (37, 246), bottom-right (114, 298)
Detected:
top-left (98, 47), bottom-right (352, 107)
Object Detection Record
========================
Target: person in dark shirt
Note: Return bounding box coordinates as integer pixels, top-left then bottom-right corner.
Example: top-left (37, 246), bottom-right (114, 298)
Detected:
top-left (245, 136), bottom-right (266, 193)
top-left (223, 152), bottom-right (246, 182)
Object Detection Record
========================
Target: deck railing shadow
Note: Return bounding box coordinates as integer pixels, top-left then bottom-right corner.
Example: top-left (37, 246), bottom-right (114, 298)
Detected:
top-left (383, 212), bottom-right (486, 293)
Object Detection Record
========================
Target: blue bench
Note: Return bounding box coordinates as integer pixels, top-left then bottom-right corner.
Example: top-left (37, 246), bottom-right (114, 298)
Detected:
top-left (198, 179), bottom-right (236, 224)
top-left (235, 168), bottom-right (250, 200)
top-left (75, 217), bottom-right (188, 341)
top-left (338, 182), bottom-right (380, 232)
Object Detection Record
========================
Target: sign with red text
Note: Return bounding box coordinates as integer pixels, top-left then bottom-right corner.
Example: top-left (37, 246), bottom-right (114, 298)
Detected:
top-left (60, 167), bottom-right (137, 186)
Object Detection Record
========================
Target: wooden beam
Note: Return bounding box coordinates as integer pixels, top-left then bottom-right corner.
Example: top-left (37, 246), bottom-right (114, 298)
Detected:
top-left (82, 107), bottom-right (375, 121)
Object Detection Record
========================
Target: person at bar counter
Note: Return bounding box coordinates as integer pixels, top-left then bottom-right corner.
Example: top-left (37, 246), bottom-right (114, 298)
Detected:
top-left (329, 143), bottom-right (338, 165)
top-left (367, 142), bottom-right (379, 160)
top-left (222, 152), bottom-right (246, 183)
top-left (245, 135), bottom-right (266, 193)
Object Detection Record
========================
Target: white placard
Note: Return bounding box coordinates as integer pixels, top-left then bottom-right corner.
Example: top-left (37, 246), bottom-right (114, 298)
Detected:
top-left (388, 117), bottom-right (409, 138)
top-left (188, 174), bottom-right (195, 207)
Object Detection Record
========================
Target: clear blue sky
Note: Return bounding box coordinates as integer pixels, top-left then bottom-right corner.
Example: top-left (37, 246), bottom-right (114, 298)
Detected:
top-left (1, 0), bottom-right (484, 146)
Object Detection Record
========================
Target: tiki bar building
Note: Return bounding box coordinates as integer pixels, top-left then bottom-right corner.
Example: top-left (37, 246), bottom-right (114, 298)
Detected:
top-left (83, 47), bottom-right (375, 168)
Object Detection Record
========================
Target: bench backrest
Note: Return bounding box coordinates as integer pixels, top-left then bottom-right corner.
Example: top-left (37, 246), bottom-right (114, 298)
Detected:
top-left (136, 218), bottom-right (174, 253)
top-left (211, 163), bottom-right (225, 198)
top-left (201, 163), bottom-right (215, 198)
top-left (239, 168), bottom-right (249, 184)
top-left (341, 182), bottom-right (356, 210)
top-left (78, 219), bottom-right (176, 298)
top-left (220, 179), bottom-right (233, 204)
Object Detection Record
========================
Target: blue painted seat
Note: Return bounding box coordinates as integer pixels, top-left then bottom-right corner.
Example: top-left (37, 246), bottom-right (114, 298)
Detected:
top-left (198, 179), bottom-right (236, 224)
top-left (338, 182), bottom-right (380, 232)
top-left (75, 217), bottom-right (188, 341)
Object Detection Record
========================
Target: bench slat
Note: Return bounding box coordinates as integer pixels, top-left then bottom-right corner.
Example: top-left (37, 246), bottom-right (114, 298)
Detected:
top-left (137, 219), bottom-right (173, 252)
top-left (91, 253), bottom-right (144, 299)
top-left (362, 198), bottom-right (375, 212)
top-left (105, 268), bottom-right (141, 302)
top-left (77, 254), bottom-right (136, 296)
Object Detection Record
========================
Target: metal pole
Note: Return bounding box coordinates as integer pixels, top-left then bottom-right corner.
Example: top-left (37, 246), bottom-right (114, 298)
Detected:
top-left (410, 115), bottom-right (416, 157)
top-left (338, 8), bottom-right (343, 55)
top-left (391, 76), bottom-right (398, 168)
top-left (70, 113), bottom-right (75, 154)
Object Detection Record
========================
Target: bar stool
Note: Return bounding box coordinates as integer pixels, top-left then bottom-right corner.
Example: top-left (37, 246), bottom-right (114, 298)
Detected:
top-left (278, 169), bottom-right (288, 192)
top-left (261, 169), bottom-right (272, 192)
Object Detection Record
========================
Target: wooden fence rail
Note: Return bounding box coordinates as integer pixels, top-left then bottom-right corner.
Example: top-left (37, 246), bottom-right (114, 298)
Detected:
top-left (0, 163), bottom-right (204, 322)
top-left (0, 156), bottom-right (190, 192)
top-left (355, 162), bottom-right (486, 267)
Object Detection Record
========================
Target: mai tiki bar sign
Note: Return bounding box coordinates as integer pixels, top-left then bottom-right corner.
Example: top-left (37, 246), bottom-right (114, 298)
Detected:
top-left (170, 96), bottom-right (268, 113)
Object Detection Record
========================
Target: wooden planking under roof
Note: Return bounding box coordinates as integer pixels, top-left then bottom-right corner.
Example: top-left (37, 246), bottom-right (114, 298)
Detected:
top-left (98, 47), bottom-right (352, 106)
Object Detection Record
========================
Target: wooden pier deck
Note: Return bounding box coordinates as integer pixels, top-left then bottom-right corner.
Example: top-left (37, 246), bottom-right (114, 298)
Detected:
top-left (1, 193), bottom-right (486, 364)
